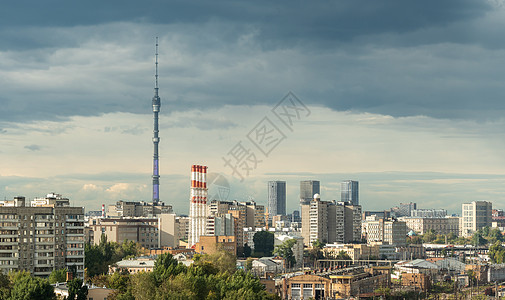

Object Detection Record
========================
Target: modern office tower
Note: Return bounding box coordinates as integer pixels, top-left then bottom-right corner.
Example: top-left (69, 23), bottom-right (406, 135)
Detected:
top-left (300, 180), bottom-right (320, 206)
top-left (397, 202), bottom-right (417, 217)
top-left (410, 209), bottom-right (447, 218)
top-left (341, 180), bottom-right (359, 205)
top-left (461, 201), bottom-right (492, 237)
top-left (189, 165), bottom-right (209, 246)
top-left (268, 181), bottom-right (286, 218)
top-left (0, 194), bottom-right (85, 278)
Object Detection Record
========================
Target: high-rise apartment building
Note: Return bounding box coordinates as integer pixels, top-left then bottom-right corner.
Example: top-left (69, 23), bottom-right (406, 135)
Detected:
top-left (300, 180), bottom-right (320, 206)
top-left (301, 195), bottom-right (362, 246)
top-left (268, 181), bottom-right (286, 218)
top-left (0, 194), bottom-right (85, 278)
top-left (362, 218), bottom-right (407, 246)
top-left (461, 201), bottom-right (492, 237)
top-left (341, 180), bottom-right (359, 205)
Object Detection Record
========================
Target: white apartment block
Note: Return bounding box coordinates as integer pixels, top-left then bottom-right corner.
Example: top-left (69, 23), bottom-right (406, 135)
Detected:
top-left (0, 195), bottom-right (85, 278)
top-left (362, 218), bottom-right (407, 246)
top-left (461, 201), bottom-right (492, 237)
top-left (399, 216), bottom-right (459, 236)
top-left (301, 195), bottom-right (362, 246)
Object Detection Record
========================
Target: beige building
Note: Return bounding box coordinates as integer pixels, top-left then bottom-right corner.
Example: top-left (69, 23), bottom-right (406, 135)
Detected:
top-left (89, 213), bottom-right (186, 249)
top-left (107, 200), bottom-right (172, 217)
top-left (400, 216), bottom-right (459, 236)
top-left (302, 195), bottom-right (362, 246)
top-left (194, 235), bottom-right (236, 255)
top-left (461, 201), bottom-right (492, 237)
top-left (282, 267), bottom-right (390, 299)
top-left (362, 218), bottom-right (407, 246)
top-left (0, 195), bottom-right (85, 278)
top-left (89, 217), bottom-right (160, 249)
top-left (323, 244), bottom-right (380, 261)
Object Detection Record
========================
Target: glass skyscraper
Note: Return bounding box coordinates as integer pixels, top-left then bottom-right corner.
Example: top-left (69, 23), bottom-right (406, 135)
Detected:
top-left (268, 181), bottom-right (286, 218)
top-left (299, 180), bottom-right (320, 206)
top-left (341, 180), bottom-right (359, 205)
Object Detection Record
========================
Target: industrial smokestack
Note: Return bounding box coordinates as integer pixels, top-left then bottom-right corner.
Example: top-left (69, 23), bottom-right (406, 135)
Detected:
top-left (189, 164), bottom-right (208, 247)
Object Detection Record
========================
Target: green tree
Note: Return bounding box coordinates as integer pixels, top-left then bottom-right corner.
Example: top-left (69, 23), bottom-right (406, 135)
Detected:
top-left (48, 268), bottom-right (67, 284)
top-left (489, 241), bottom-right (505, 263)
top-left (273, 239), bottom-right (297, 270)
top-left (423, 230), bottom-right (436, 243)
top-left (9, 272), bottom-right (56, 300)
top-left (471, 232), bottom-right (487, 246)
top-left (130, 272), bottom-right (157, 300)
top-left (335, 250), bottom-right (352, 260)
top-left (308, 239), bottom-right (325, 265)
top-left (242, 243), bottom-right (252, 258)
top-left (0, 272), bottom-right (11, 299)
top-left (153, 253), bottom-right (187, 283)
top-left (67, 278), bottom-right (88, 300)
top-left (245, 257), bottom-right (254, 272)
top-left (252, 231), bottom-right (274, 257)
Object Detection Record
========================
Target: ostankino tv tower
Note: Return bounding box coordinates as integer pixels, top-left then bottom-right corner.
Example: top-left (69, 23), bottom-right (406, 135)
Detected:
top-left (152, 37), bottom-right (161, 204)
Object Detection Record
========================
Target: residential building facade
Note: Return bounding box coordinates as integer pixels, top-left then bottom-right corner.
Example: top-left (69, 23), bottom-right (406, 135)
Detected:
top-left (461, 201), bottom-right (492, 237)
top-left (0, 195), bottom-right (85, 278)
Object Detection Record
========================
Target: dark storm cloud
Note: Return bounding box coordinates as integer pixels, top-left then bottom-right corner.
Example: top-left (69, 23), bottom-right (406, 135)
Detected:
top-left (0, 0), bottom-right (491, 49)
top-left (0, 0), bottom-right (503, 124)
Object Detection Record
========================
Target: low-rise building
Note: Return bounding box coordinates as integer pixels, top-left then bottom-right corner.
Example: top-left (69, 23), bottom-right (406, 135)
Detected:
top-left (109, 257), bottom-right (155, 274)
top-left (399, 216), bottom-right (459, 236)
top-left (282, 266), bottom-right (390, 299)
top-left (401, 273), bottom-right (431, 292)
top-left (194, 235), bottom-right (236, 255)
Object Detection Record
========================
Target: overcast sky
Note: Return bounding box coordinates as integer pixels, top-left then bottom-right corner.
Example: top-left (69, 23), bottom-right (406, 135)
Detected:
top-left (1, 0), bottom-right (505, 214)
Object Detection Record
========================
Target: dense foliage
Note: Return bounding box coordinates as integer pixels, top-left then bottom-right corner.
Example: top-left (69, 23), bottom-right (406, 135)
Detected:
top-left (273, 239), bottom-right (297, 269)
top-left (85, 235), bottom-right (140, 277)
top-left (252, 231), bottom-right (274, 257)
top-left (0, 271), bottom-right (55, 300)
top-left (407, 226), bottom-right (503, 246)
top-left (88, 251), bottom-right (278, 300)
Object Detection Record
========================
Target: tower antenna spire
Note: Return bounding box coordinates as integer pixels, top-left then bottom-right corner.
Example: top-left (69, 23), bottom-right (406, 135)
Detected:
top-left (152, 37), bottom-right (161, 205)
top-left (155, 37), bottom-right (159, 92)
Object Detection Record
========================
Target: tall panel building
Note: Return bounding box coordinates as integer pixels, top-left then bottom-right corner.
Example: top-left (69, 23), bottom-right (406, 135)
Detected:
top-left (268, 181), bottom-right (286, 218)
top-left (341, 180), bottom-right (359, 205)
top-left (0, 194), bottom-right (85, 278)
top-left (300, 180), bottom-right (320, 206)
top-left (461, 201), bottom-right (492, 237)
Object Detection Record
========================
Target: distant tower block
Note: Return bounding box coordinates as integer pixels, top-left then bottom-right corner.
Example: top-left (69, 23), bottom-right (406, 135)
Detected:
top-left (189, 164), bottom-right (208, 247)
top-left (152, 37), bottom-right (161, 204)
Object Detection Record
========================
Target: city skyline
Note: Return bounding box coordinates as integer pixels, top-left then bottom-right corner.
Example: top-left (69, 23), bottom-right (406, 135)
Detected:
top-left (2, 1), bottom-right (505, 215)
